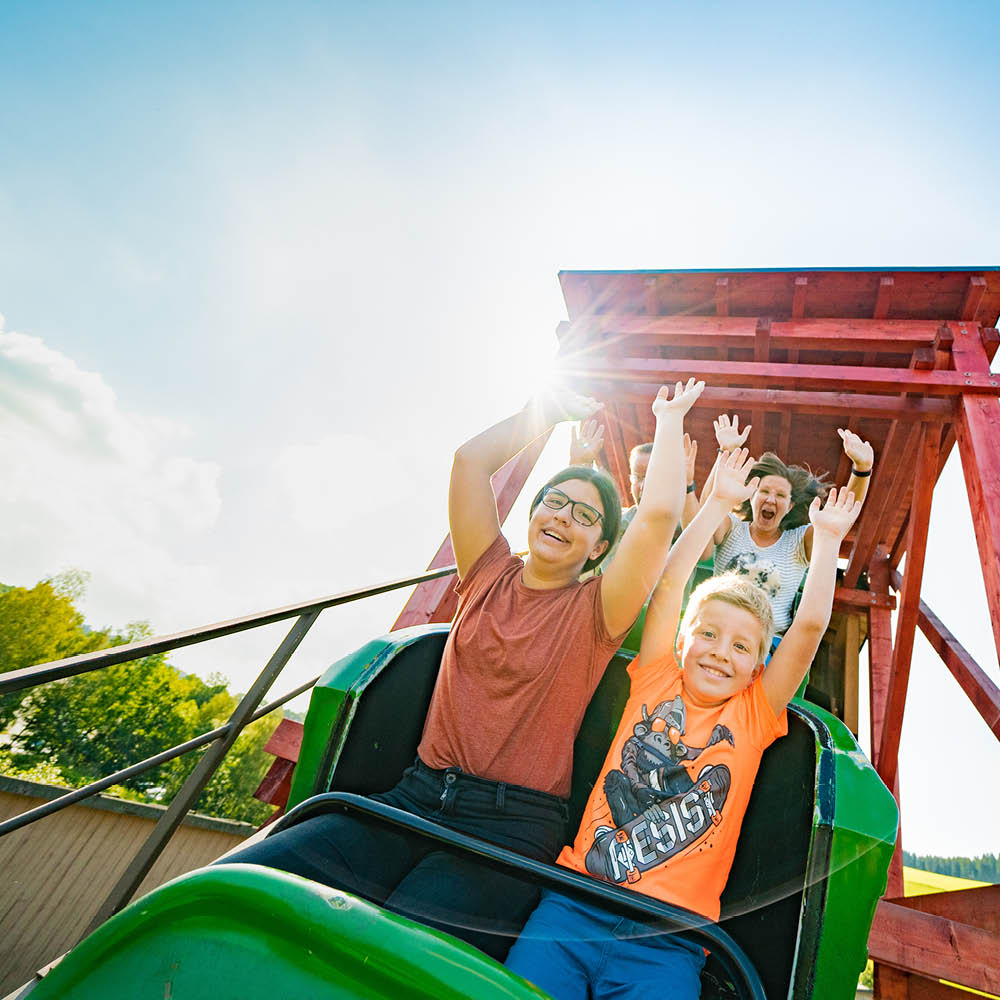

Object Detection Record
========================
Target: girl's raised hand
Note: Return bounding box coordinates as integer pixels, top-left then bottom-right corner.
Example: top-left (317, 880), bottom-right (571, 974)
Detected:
top-left (837, 428), bottom-right (874, 472)
top-left (652, 378), bottom-right (705, 419)
top-left (570, 419), bottom-right (605, 465)
top-left (714, 413), bottom-right (751, 451)
top-left (684, 433), bottom-right (698, 484)
top-left (809, 486), bottom-right (863, 541)
top-left (709, 447), bottom-right (759, 506)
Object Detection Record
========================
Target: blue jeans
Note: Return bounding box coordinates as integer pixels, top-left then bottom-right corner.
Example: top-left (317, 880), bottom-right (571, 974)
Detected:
top-left (219, 757), bottom-right (569, 960)
top-left (506, 890), bottom-right (705, 1000)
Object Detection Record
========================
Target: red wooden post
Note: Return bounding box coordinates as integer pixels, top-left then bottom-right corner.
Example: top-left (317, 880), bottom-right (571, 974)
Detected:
top-left (877, 425), bottom-right (940, 792)
top-left (950, 323), bottom-right (1000, 663)
top-left (392, 432), bottom-right (550, 629)
top-left (750, 318), bottom-right (769, 458)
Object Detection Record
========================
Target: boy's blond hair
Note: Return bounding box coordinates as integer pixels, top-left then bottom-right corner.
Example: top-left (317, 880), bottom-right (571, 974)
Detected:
top-left (679, 572), bottom-right (775, 663)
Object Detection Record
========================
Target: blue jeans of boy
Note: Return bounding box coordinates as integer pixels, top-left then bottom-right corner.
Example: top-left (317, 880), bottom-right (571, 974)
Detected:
top-left (506, 889), bottom-right (705, 1000)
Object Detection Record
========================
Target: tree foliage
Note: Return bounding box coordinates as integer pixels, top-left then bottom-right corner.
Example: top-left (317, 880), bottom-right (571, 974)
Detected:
top-left (1, 572), bottom-right (283, 824)
top-left (902, 850), bottom-right (1000, 884)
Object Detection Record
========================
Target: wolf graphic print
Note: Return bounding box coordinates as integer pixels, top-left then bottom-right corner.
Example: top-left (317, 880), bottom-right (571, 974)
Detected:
top-left (585, 696), bottom-right (733, 885)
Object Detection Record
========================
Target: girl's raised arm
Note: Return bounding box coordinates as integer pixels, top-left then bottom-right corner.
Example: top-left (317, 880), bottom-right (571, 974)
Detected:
top-left (449, 390), bottom-right (601, 578)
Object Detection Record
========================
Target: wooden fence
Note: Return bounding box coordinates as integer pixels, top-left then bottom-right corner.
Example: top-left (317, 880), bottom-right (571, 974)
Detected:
top-left (0, 775), bottom-right (254, 994)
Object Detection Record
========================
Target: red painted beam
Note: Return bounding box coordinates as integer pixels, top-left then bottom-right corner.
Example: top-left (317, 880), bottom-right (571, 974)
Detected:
top-left (792, 276), bottom-right (808, 319)
top-left (888, 568), bottom-right (1000, 741)
top-left (874, 276), bottom-right (894, 319)
top-left (961, 275), bottom-right (988, 321)
top-left (952, 325), bottom-right (1000, 665)
top-left (878, 427), bottom-right (940, 791)
top-left (868, 900), bottom-right (1000, 996)
top-left (561, 357), bottom-right (1000, 396)
top-left (560, 315), bottom-right (951, 351)
top-left (750, 318), bottom-right (770, 457)
top-left (715, 277), bottom-right (729, 317)
top-left (598, 386), bottom-right (953, 422)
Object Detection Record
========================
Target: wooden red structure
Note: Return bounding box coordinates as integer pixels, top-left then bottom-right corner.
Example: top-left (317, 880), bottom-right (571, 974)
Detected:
top-left (393, 267), bottom-right (1000, 998)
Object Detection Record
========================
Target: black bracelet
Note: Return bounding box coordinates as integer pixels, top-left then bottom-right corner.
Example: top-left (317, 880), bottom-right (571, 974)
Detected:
top-left (851, 467), bottom-right (872, 478)
top-left (686, 482), bottom-right (697, 493)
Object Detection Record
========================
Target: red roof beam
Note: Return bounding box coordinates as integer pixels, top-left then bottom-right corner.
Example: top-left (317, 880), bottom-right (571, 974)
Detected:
top-left (873, 276), bottom-right (894, 319)
top-left (575, 385), bottom-right (954, 423)
top-left (961, 275), bottom-right (988, 321)
top-left (561, 358), bottom-right (999, 396)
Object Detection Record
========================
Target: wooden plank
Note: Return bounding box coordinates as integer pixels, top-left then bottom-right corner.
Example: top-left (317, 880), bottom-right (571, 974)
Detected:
top-left (750, 318), bottom-right (769, 457)
top-left (600, 386), bottom-right (953, 422)
top-left (792, 276), bottom-right (808, 319)
top-left (961, 275), bottom-right (988, 321)
top-left (877, 426), bottom-right (940, 791)
top-left (564, 315), bottom-right (949, 351)
top-left (563, 356), bottom-right (1000, 395)
top-left (843, 422), bottom-right (919, 587)
top-left (844, 612), bottom-right (860, 735)
top-left (262, 718), bottom-right (304, 760)
top-left (951, 324), bottom-right (1000, 664)
top-left (891, 883), bottom-right (1000, 935)
top-left (868, 547), bottom-right (894, 768)
top-left (777, 348), bottom-right (798, 457)
top-left (868, 900), bottom-right (1000, 996)
top-left (391, 432), bottom-right (549, 629)
top-left (875, 276), bottom-right (895, 319)
top-left (715, 276), bottom-right (729, 317)
top-left (834, 587), bottom-right (896, 610)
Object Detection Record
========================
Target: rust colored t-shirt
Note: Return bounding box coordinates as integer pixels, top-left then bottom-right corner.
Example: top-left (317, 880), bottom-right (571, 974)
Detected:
top-left (417, 534), bottom-right (626, 799)
top-left (556, 651), bottom-right (788, 920)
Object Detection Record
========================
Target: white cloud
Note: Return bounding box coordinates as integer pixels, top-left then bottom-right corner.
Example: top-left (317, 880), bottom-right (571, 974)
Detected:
top-left (0, 319), bottom-right (222, 629)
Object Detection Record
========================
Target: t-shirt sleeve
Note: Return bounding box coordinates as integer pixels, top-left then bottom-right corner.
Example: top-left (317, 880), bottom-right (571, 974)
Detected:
top-left (742, 675), bottom-right (789, 751)
top-left (792, 524), bottom-right (810, 566)
top-left (590, 573), bottom-right (631, 646)
top-left (454, 533), bottom-right (513, 598)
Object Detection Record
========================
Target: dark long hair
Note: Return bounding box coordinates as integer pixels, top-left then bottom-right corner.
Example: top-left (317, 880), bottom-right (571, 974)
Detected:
top-left (737, 452), bottom-right (830, 530)
top-left (529, 466), bottom-right (622, 573)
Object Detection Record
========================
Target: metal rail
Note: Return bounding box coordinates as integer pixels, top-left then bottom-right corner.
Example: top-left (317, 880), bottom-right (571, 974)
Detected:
top-left (0, 563), bottom-right (457, 934)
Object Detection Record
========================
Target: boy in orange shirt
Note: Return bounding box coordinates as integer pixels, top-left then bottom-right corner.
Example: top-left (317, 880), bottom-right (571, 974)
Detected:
top-left (505, 448), bottom-right (862, 1000)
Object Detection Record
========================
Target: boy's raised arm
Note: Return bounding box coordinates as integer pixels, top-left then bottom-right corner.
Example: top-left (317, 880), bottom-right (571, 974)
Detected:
top-left (638, 448), bottom-right (759, 665)
top-left (763, 487), bottom-right (862, 716)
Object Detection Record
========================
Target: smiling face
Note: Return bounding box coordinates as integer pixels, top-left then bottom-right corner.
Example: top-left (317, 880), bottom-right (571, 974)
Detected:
top-left (750, 474), bottom-right (792, 535)
top-left (679, 598), bottom-right (765, 706)
top-left (629, 448), bottom-right (651, 506)
top-left (527, 477), bottom-right (608, 574)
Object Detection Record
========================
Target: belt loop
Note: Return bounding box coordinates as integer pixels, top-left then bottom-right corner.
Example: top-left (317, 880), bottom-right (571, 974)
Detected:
top-left (496, 781), bottom-right (506, 810)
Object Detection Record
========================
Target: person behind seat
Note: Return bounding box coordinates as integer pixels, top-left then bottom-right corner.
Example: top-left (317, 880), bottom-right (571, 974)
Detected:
top-left (570, 423), bottom-right (700, 575)
top-left (219, 378), bottom-right (704, 961)
top-left (505, 449), bottom-right (862, 1000)
top-left (701, 414), bottom-right (873, 641)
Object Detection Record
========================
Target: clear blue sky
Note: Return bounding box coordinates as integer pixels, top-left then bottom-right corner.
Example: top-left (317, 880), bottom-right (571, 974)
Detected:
top-left (1, 0), bottom-right (998, 856)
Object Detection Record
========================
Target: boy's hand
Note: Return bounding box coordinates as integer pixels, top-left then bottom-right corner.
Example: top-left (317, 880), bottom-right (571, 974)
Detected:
top-left (809, 486), bottom-right (863, 541)
top-left (570, 419), bottom-right (605, 465)
top-left (684, 433), bottom-right (697, 483)
top-left (714, 413), bottom-right (751, 451)
top-left (709, 447), bottom-right (759, 506)
top-left (652, 378), bottom-right (705, 420)
top-left (837, 428), bottom-right (874, 472)
top-left (536, 388), bottom-right (603, 423)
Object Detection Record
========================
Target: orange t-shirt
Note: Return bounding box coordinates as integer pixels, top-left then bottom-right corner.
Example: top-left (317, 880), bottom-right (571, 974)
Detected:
top-left (556, 651), bottom-right (787, 921)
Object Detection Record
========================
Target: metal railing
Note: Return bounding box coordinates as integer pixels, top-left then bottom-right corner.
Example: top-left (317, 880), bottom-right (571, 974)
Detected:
top-left (0, 563), bottom-right (457, 939)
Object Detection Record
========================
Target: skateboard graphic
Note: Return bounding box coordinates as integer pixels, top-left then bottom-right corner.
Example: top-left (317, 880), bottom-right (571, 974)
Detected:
top-left (585, 763), bottom-right (731, 886)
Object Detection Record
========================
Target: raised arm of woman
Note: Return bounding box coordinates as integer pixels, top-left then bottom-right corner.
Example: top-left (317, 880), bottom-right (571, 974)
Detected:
top-left (449, 390), bottom-right (601, 579)
top-left (600, 379), bottom-right (704, 637)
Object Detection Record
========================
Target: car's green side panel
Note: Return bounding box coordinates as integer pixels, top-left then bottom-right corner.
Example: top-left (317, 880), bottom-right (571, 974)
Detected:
top-left (794, 701), bottom-right (898, 999)
top-left (29, 865), bottom-right (547, 1000)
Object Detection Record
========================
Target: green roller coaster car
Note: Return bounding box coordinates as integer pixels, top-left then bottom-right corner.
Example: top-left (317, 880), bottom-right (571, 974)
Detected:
top-left (29, 625), bottom-right (897, 1000)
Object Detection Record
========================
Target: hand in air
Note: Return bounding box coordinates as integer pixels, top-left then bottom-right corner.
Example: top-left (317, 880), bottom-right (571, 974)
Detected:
top-left (684, 433), bottom-right (698, 484)
top-left (538, 387), bottom-right (603, 423)
top-left (714, 413), bottom-right (751, 451)
top-left (651, 378), bottom-right (705, 420)
top-left (809, 486), bottom-right (863, 541)
top-left (837, 428), bottom-right (874, 473)
top-left (570, 419), bottom-right (605, 465)
top-left (709, 447), bottom-right (760, 506)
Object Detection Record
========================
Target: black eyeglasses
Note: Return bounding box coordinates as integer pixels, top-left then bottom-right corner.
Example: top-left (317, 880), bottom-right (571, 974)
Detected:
top-left (541, 487), bottom-right (604, 527)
